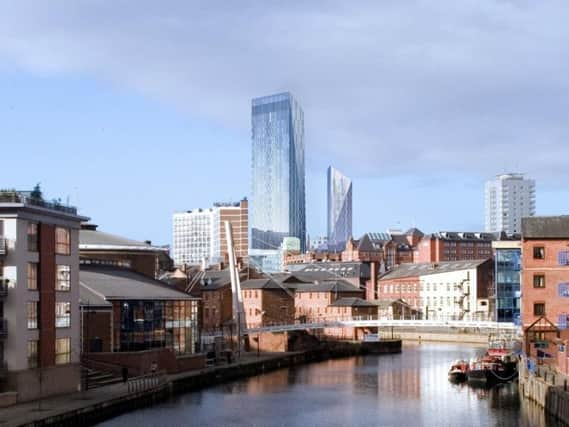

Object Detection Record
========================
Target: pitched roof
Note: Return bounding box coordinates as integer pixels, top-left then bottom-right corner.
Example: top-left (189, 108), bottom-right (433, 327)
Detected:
top-left (80, 228), bottom-right (167, 253)
top-left (406, 228), bottom-right (424, 237)
top-left (329, 297), bottom-right (376, 307)
top-left (291, 262), bottom-right (370, 279)
top-left (378, 259), bottom-right (491, 280)
top-left (79, 283), bottom-right (112, 307)
top-left (522, 216), bottom-right (569, 239)
top-left (241, 278), bottom-right (288, 290)
top-left (80, 266), bottom-right (196, 301)
top-left (294, 280), bottom-right (363, 293)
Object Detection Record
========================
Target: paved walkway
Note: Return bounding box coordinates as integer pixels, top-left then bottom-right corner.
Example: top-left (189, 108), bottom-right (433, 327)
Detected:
top-left (0, 352), bottom-right (293, 427)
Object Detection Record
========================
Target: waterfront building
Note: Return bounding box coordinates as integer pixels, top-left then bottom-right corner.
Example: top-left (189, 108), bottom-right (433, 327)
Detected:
top-left (485, 173), bottom-right (536, 234)
top-left (0, 190), bottom-right (88, 402)
top-left (378, 259), bottom-right (494, 320)
top-left (172, 199), bottom-right (248, 268)
top-left (521, 216), bottom-right (569, 368)
top-left (492, 239), bottom-right (521, 323)
top-left (327, 166), bottom-right (352, 250)
top-left (80, 223), bottom-right (169, 279)
top-left (241, 278), bottom-right (295, 328)
top-left (294, 280), bottom-right (364, 323)
top-left (250, 92), bottom-right (306, 273)
top-left (415, 231), bottom-right (494, 263)
top-left (80, 266), bottom-right (200, 353)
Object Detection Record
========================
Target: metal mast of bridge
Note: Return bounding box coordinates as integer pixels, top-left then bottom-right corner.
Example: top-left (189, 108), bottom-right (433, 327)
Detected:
top-left (225, 221), bottom-right (246, 358)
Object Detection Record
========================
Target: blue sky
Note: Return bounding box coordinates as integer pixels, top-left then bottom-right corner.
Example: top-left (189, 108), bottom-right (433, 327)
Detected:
top-left (2, 1), bottom-right (569, 245)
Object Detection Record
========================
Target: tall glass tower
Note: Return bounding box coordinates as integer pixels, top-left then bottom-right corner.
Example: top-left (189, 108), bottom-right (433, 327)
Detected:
top-left (249, 92), bottom-right (306, 272)
top-left (327, 166), bottom-right (352, 250)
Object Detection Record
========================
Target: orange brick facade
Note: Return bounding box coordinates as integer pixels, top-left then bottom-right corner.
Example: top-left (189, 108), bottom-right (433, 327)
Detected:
top-left (242, 288), bottom-right (294, 327)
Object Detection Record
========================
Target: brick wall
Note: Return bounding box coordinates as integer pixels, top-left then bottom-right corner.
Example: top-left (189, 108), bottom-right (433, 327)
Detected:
top-left (522, 238), bottom-right (569, 328)
top-left (202, 287), bottom-right (233, 331)
top-left (82, 310), bottom-right (112, 353)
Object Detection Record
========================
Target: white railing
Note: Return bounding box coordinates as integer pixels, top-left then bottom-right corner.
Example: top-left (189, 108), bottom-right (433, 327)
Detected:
top-left (201, 317), bottom-right (519, 336)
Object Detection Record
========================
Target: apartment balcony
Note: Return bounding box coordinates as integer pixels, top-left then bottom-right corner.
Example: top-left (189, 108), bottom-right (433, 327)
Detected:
top-left (0, 320), bottom-right (7, 337)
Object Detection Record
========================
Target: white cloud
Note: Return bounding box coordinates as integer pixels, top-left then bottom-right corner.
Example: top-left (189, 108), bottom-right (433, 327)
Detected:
top-left (1, 0), bottom-right (569, 180)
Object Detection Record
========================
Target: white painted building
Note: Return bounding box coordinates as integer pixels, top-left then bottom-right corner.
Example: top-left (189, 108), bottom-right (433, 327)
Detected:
top-left (485, 173), bottom-right (536, 234)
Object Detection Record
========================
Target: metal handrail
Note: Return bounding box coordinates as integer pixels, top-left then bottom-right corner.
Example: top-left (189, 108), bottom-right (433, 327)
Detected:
top-left (0, 192), bottom-right (77, 215)
top-left (127, 371), bottom-right (167, 394)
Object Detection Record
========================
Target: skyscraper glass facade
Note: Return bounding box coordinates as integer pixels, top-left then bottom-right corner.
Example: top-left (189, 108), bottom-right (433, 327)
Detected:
top-left (495, 248), bottom-right (521, 323)
top-left (327, 166), bottom-right (352, 250)
top-left (250, 92), bottom-right (306, 272)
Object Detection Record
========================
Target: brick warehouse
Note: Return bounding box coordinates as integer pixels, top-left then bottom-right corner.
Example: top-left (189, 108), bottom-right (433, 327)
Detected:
top-left (521, 216), bottom-right (569, 373)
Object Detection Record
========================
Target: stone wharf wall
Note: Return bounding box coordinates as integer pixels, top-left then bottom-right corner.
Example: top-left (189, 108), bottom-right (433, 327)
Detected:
top-left (519, 356), bottom-right (569, 425)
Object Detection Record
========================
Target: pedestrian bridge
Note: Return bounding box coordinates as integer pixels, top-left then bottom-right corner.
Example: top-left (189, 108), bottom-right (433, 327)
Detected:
top-left (244, 318), bottom-right (518, 334)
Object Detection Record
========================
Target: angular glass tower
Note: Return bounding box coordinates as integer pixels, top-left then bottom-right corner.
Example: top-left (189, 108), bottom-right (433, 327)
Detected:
top-left (249, 92), bottom-right (306, 272)
top-left (327, 166), bottom-right (352, 250)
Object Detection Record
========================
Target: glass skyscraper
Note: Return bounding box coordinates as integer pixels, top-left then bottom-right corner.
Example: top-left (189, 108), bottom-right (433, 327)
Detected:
top-left (249, 92), bottom-right (306, 272)
top-left (327, 166), bottom-right (352, 250)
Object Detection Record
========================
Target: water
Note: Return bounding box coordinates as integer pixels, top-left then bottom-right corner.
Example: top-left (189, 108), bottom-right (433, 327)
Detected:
top-left (100, 343), bottom-right (555, 427)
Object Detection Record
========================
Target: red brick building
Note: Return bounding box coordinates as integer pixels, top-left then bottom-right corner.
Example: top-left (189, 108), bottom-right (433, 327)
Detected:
top-left (294, 280), bottom-right (364, 323)
top-left (241, 278), bottom-right (295, 328)
top-left (415, 232), bottom-right (494, 263)
top-left (521, 216), bottom-right (569, 370)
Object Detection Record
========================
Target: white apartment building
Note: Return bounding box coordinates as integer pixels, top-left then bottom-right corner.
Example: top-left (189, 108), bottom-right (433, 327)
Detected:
top-left (172, 199), bottom-right (248, 268)
top-left (172, 209), bottom-right (215, 267)
top-left (0, 190), bottom-right (87, 404)
top-left (485, 173), bottom-right (536, 234)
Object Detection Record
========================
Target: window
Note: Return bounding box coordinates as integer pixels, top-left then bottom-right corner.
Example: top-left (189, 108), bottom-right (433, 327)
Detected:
top-left (533, 275), bottom-right (545, 288)
top-left (55, 302), bottom-right (71, 327)
top-left (27, 263), bottom-right (38, 290)
top-left (559, 251), bottom-right (569, 266)
top-left (56, 265), bottom-right (70, 291)
top-left (55, 338), bottom-right (71, 365)
top-left (55, 227), bottom-right (70, 255)
top-left (27, 222), bottom-right (38, 252)
top-left (27, 340), bottom-right (38, 368)
top-left (534, 303), bottom-right (545, 316)
top-left (533, 247), bottom-right (545, 260)
top-left (27, 302), bottom-right (38, 329)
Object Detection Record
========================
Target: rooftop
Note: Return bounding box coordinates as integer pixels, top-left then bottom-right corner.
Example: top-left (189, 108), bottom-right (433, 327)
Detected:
top-left (80, 224), bottom-right (167, 252)
top-left (294, 280), bottom-right (362, 293)
top-left (0, 190), bottom-right (86, 219)
top-left (522, 216), bottom-right (569, 239)
top-left (80, 265), bottom-right (196, 301)
top-left (379, 259), bottom-right (492, 280)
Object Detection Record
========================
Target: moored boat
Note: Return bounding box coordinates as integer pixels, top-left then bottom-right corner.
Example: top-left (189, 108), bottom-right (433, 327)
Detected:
top-left (448, 360), bottom-right (469, 382)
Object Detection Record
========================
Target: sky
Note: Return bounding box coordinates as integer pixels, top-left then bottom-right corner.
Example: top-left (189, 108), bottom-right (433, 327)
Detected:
top-left (2, 1), bottom-right (569, 245)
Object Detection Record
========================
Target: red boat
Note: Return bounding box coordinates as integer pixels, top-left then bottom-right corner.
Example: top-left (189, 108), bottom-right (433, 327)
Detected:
top-left (448, 360), bottom-right (469, 382)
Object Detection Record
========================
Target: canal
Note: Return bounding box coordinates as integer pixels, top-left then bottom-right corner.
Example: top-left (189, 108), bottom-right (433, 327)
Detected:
top-left (100, 343), bottom-right (554, 427)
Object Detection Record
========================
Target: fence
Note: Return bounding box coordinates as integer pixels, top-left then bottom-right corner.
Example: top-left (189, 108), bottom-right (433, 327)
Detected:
top-left (127, 372), bottom-right (167, 394)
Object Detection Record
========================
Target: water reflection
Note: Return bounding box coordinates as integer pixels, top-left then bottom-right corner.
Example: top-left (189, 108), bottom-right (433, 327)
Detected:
top-left (100, 343), bottom-right (558, 427)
